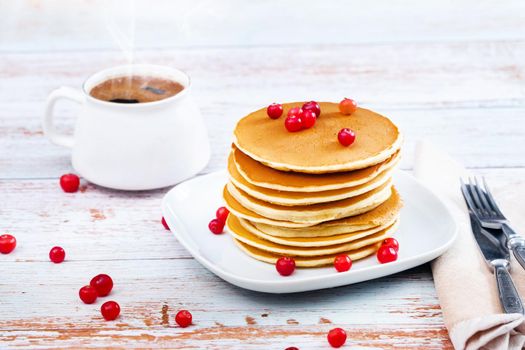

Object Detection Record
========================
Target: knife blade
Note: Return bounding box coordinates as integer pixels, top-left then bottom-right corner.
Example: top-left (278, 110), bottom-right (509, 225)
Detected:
top-left (469, 212), bottom-right (524, 314)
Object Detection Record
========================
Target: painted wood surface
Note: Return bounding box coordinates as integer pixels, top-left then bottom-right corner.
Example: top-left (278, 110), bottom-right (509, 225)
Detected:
top-left (1, 1), bottom-right (525, 349)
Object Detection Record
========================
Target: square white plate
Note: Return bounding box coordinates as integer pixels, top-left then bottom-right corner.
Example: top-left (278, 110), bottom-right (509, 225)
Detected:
top-left (162, 170), bottom-right (457, 293)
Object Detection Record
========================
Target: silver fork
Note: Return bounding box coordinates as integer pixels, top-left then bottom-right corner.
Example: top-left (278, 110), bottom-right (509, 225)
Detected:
top-left (461, 177), bottom-right (525, 270)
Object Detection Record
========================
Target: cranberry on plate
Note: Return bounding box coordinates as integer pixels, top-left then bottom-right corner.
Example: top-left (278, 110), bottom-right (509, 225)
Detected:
top-left (377, 245), bottom-right (398, 264)
top-left (276, 257), bottom-right (296, 276)
top-left (208, 218), bottom-right (225, 234)
top-left (333, 254), bottom-right (352, 272)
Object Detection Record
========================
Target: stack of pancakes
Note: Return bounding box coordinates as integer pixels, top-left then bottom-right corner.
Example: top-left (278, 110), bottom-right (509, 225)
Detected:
top-left (223, 102), bottom-right (403, 267)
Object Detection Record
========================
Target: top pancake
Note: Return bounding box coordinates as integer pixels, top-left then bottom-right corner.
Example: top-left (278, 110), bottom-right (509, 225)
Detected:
top-left (233, 102), bottom-right (402, 173)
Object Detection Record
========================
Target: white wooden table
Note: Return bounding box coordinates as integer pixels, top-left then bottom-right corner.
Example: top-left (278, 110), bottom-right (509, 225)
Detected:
top-left (1, 1), bottom-right (524, 348)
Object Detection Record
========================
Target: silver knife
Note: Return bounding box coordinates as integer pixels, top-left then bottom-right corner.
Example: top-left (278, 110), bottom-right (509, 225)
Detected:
top-left (469, 212), bottom-right (525, 314)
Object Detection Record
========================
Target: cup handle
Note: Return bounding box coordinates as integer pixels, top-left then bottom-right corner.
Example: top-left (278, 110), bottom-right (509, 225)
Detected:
top-left (43, 86), bottom-right (85, 149)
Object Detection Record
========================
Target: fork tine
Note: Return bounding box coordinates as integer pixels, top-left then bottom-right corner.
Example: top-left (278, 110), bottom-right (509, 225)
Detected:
top-left (473, 177), bottom-right (493, 216)
top-left (468, 177), bottom-right (486, 215)
top-left (482, 177), bottom-right (505, 217)
top-left (460, 178), bottom-right (480, 215)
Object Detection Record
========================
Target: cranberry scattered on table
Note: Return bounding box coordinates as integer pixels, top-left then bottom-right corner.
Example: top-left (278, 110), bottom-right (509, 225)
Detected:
top-left (161, 216), bottom-right (170, 230)
top-left (175, 309), bottom-right (193, 328)
top-left (90, 274), bottom-right (114, 297)
top-left (101, 301), bottom-right (120, 321)
top-left (0, 234), bottom-right (16, 254)
top-left (327, 327), bottom-right (347, 348)
top-left (49, 246), bottom-right (65, 263)
top-left (79, 285), bottom-right (98, 304)
top-left (59, 173), bottom-right (80, 193)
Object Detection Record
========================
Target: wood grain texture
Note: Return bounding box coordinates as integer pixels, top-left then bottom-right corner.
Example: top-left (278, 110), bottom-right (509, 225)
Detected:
top-left (1, 1), bottom-right (525, 348)
top-left (1, 0), bottom-right (525, 52)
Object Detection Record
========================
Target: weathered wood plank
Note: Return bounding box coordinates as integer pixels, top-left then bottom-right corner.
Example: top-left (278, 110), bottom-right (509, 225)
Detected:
top-left (1, 0), bottom-right (524, 52)
top-left (0, 259), bottom-right (450, 349)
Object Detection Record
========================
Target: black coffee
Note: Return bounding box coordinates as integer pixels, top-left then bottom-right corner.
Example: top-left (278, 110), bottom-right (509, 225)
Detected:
top-left (90, 76), bottom-right (184, 103)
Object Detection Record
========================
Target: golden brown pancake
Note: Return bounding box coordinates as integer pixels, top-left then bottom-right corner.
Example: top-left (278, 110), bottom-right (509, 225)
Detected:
top-left (233, 145), bottom-right (400, 192)
top-left (227, 214), bottom-right (397, 257)
top-left (233, 239), bottom-right (381, 267)
top-left (252, 187), bottom-right (402, 237)
top-left (238, 215), bottom-right (398, 247)
top-left (226, 180), bottom-right (392, 224)
top-left (229, 151), bottom-right (395, 206)
top-left (233, 102), bottom-right (402, 173)
top-left (223, 184), bottom-right (400, 229)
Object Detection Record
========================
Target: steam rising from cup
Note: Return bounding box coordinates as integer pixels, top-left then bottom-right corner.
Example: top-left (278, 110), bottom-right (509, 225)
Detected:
top-left (104, 0), bottom-right (136, 90)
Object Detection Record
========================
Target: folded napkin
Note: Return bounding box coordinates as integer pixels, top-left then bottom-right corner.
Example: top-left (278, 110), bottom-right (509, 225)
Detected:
top-left (413, 141), bottom-right (525, 350)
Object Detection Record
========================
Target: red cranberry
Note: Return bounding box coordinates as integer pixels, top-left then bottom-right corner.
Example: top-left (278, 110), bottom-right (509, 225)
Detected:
top-left (287, 107), bottom-right (303, 117)
top-left (161, 216), bottom-right (170, 230)
top-left (101, 301), bottom-right (120, 321)
top-left (90, 274), bottom-right (114, 297)
top-left (59, 174), bottom-right (80, 193)
top-left (327, 328), bottom-right (347, 348)
top-left (276, 257), bottom-right (296, 276)
top-left (333, 254), bottom-right (352, 272)
top-left (216, 206), bottom-right (230, 223)
top-left (285, 116), bottom-right (303, 132)
top-left (0, 234), bottom-right (16, 254)
top-left (338, 98), bottom-right (357, 115)
top-left (337, 128), bottom-right (356, 146)
top-left (79, 285), bottom-right (98, 304)
top-left (302, 101), bottom-right (321, 117)
top-left (285, 348), bottom-right (299, 350)
top-left (301, 110), bottom-right (317, 129)
top-left (377, 245), bottom-right (398, 264)
top-left (209, 218), bottom-right (225, 234)
top-left (382, 237), bottom-right (399, 252)
top-left (49, 246), bottom-right (65, 263)
top-left (267, 103), bottom-right (283, 119)
top-left (175, 309), bottom-right (193, 328)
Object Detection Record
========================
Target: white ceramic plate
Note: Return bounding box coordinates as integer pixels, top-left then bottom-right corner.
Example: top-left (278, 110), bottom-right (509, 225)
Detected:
top-left (162, 170), bottom-right (457, 293)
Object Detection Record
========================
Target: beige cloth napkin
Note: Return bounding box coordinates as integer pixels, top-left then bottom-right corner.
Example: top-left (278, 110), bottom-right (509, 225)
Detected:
top-left (413, 141), bottom-right (525, 350)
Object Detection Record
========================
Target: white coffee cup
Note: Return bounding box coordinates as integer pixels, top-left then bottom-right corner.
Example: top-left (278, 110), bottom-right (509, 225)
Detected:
top-left (43, 64), bottom-right (210, 190)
